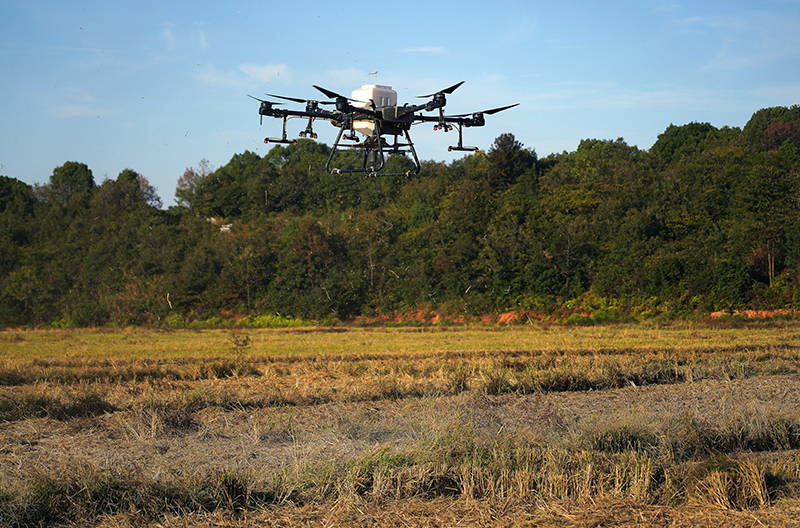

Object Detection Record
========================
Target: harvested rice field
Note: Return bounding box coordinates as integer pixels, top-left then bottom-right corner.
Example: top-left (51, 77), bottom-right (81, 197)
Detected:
top-left (2, 322), bottom-right (800, 527)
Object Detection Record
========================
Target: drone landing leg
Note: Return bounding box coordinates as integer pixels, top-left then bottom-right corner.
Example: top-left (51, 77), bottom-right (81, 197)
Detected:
top-left (325, 126), bottom-right (347, 174)
top-left (402, 130), bottom-right (422, 176)
top-left (325, 124), bottom-right (421, 177)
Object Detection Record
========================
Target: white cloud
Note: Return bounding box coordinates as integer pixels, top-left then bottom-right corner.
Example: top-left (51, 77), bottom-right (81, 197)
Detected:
top-left (190, 63), bottom-right (292, 89)
top-left (192, 65), bottom-right (248, 88)
top-left (238, 63), bottom-right (292, 84)
top-left (49, 103), bottom-right (116, 119)
top-left (161, 23), bottom-right (177, 51)
top-left (47, 88), bottom-right (117, 118)
top-left (192, 21), bottom-right (209, 51)
top-left (523, 81), bottom-right (724, 113)
top-left (675, 11), bottom-right (800, 72)
top-left (653, 3), bottom-right (683, 15)
top-left (65, 87), bottom-right (96, 103)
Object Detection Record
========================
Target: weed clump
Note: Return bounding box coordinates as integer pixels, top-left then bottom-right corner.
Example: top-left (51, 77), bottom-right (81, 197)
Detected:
top-left (0, 463), bottom-right (278, 527)
top-left (0, 391), bottom-right (115, 421)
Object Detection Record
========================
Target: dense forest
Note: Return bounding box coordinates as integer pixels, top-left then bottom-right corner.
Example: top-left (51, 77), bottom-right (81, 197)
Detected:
top-left (2, 105), bottom-right (800, 327)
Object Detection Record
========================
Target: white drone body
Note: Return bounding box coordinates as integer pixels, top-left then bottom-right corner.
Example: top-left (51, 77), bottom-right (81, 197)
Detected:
top-left (350, 84), bottom-right (397, 136)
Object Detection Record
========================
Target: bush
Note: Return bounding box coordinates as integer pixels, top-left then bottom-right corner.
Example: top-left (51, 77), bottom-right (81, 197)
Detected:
top-left (566, 313), bottom-right (593, 326)
top-left (591, 306), bottom-right (622, 324)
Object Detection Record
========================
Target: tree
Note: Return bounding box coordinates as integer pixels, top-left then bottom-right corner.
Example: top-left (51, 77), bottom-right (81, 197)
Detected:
top-left (49, 161), bottom-right (95, 202)
top-left (268, 217), bottom-right (357, 319)
top-left (743, 106), bottom-right (800, 146)
top-left (762, 121), bottom-right (800, 151)
top-left (0, 176), bottom-right (32, 213)
top-left (175, 159), bottom-right (213, 210)
top-left (727, 148), bottom-right (800, 288)
top-left (190, 151), bottom-right (265, 217)
top-left (117, 169), bottom-right (162, 208)
top-left (429, 179), bottom-right (493, 301)
top-left (485, 133), bottom-right (537, 190)
top-left (651, 122), bottom-right (717, 165)
top-left (264, 140), bottom-right (333, 214)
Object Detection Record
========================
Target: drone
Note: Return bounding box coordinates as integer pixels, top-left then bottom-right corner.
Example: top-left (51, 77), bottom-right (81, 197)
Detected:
top-left (249, 81), bottom-right (518, 176)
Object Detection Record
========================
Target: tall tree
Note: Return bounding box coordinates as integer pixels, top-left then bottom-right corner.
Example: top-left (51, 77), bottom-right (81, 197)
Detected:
top-left (48, 161), bottom-right (95, 203)
top-left (117, 168), bottom-right (163, 208)
top-left (485, 133), bottom-right (537, 190)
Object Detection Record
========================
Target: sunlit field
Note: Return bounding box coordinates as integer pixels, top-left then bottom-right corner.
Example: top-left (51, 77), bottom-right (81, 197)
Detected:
top-left (2, 321), bottom-right (800, 527)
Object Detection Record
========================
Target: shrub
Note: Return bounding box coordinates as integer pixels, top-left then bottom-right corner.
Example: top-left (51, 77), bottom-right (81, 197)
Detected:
top-left (566, 314), bottom-right (593, 326)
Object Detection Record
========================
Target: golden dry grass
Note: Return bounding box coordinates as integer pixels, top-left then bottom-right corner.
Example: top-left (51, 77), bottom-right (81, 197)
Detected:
top-left (3, 320), bottom-right (800, 360)
top-left (1, 322), bottom-right (800, 526)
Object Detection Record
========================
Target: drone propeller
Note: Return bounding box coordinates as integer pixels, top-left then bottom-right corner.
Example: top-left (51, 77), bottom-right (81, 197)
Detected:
top-left (482, 103), bottom-right (520, 115)
top-left (450, 103), bottom-right (520, 117)
top-left (248, 95), bottom-right (286, 125)
top-left (247, 94), bottom-right (283, 105)
top-left (265, 93), bottom-right (336, 106)
top-left (417, 81), bottom-right (465, 98)
top-left (312, 85), bottom-right (370, 104)
top-left (313, 85), bottom-right (349, 101)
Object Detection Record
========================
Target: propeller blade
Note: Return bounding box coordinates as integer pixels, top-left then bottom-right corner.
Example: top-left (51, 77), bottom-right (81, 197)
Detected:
top-left (313, 85), bottom-right (346, 100)
top-left (448, 103), bottom-right (519, 118)
top-left (266, 93), bottom-right (336, 105)
top-left (312, 85), bottom-right (371, 107)
top-left (247, 94), bottom-right (283, 105)
top-left (265, 93), bottom-right (307, 104)
top-left (483, 103), bottom-right (519, 115)
top-left (417, 81), bottom-right (465, 98)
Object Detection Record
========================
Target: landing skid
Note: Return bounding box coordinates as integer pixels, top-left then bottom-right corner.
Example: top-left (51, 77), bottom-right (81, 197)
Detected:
top-left (326, 121), bottom-right (421, 177)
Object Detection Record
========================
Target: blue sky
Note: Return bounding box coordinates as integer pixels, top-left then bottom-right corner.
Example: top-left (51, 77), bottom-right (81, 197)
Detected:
top-left (2, 0), bottom-right (800, 207)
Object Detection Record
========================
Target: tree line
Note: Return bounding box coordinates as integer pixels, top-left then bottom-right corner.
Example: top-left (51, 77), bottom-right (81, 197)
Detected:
top-left (2, 105), bottom-right (800, 327)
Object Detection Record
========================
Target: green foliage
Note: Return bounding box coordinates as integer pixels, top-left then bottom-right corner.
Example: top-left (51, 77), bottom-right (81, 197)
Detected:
top-left (486, 133), bottom-right (537, 189)
top-left (591, 305), bottom-right (622, 324)
top-left (238, 313), bottom-right (307, 328)
top-left (3, 107), bottom-right (800, 327)
top-left (651, 122), bottom-right (718, 164)
top-left (743, 105), bottom-right (800, 146)
top-left (48, 161), bottom-right (95, 203)
top-left (0, 175), bottom-right (32, 214)
top-left (566, 313), bottom-right (593, 326)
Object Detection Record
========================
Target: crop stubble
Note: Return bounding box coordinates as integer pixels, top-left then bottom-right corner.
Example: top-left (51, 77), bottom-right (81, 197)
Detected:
top-left (1, 322), bottom-right (800, 526)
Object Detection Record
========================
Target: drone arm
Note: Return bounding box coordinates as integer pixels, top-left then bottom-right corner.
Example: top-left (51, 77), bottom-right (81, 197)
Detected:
top-left (413, 103), bottom-right (518, 128)
top-left (414, 114), bottom-right (476, 127)
top-left (395, 97), bottom-right (448, 119)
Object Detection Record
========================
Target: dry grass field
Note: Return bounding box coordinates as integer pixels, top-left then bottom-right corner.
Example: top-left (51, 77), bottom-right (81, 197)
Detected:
top-left (2, 321), bottom-right (800, 526)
